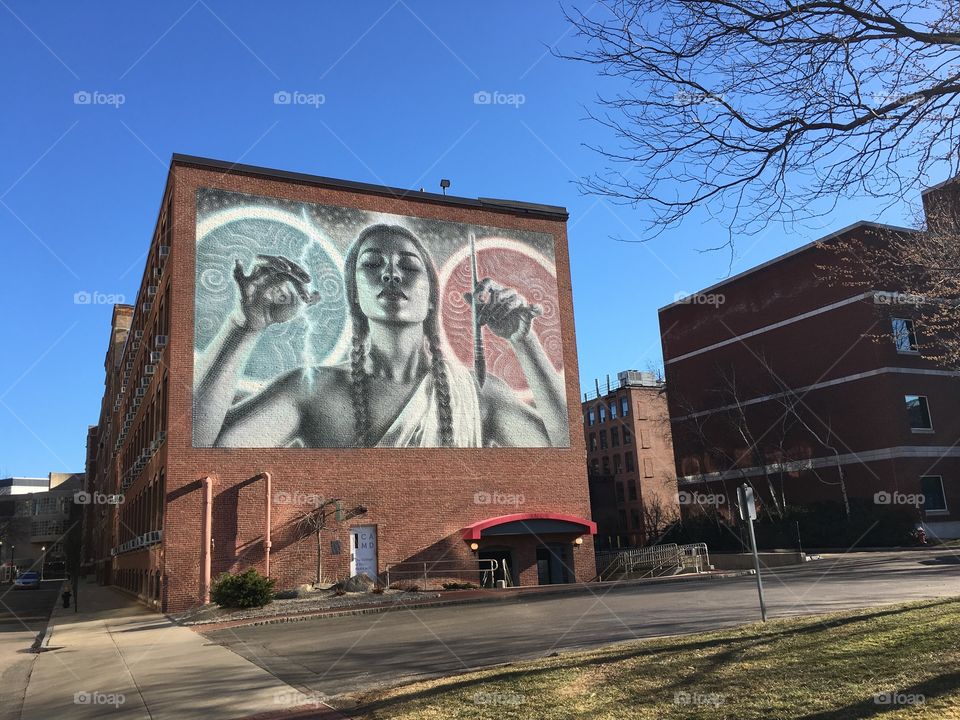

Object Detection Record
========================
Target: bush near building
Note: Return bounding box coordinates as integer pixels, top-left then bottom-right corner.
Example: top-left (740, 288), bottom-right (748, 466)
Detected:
top-left (210, 569), bottom-right (276, 609)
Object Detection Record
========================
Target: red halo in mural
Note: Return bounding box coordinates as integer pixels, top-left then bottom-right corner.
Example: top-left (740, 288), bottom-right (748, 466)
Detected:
top-left (439, 240), bottom-right (564, 398)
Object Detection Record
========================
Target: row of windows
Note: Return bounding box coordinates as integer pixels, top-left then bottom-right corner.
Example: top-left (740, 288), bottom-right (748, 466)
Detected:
top-left (116, 567), bottom-right (161, 602)
top-left (591, 453), bottom-right (657, 478)
top-left (618, 508), bottom-right (642, 531)
top-left (30, 519), bottom-right (67, 537)
top-left (118, 470), bottom-right (165, 545)
top-left (16, 496), bottom-right (70, 517)
top-left (586, 395), bottom-right (631, 426)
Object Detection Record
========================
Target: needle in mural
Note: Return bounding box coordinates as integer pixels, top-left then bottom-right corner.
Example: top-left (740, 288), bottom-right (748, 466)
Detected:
top-left (192, 188), bottom-right (569, 449)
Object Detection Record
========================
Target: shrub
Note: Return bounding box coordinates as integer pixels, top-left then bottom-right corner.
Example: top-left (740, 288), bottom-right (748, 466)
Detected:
top-left (372, 584), bottom-right (385, 594)
top-left (210, 569), bottom-right (276, 609)
top-left (442, 582), bottom-right (479, 590)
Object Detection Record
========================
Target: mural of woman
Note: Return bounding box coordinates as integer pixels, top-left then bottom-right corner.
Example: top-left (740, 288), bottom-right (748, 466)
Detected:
top-left (193, 224), bottom-right (569, 448)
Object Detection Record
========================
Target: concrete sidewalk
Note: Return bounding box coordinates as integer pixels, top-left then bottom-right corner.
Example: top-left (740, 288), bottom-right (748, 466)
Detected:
top-left (21, 582), bottom-right (344, 720)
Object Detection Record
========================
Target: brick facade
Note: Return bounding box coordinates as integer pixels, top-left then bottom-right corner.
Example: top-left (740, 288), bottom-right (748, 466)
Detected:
top-left (85, 156), bottom-right (596, 613)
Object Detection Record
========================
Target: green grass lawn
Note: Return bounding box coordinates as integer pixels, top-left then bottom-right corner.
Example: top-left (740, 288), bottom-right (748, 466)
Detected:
top-left (345, 598), bottom-right (960, 719)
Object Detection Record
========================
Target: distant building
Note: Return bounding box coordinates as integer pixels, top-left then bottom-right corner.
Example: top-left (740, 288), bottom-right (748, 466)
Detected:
top-left (0, 477), bottom-right (48, 495)
top-left (0, 472), bottom-right (83, 578)
top-left (583, 371), bottom-right (680, 547)
top-left (659, 180), bottom-right (960, 539)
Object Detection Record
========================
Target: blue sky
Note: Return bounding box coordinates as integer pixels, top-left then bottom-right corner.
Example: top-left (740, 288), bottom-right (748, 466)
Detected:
top-left (0, 1), bottom-right (918, 476)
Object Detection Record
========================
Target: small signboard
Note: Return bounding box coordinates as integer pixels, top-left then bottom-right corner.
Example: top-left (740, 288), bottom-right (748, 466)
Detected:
top-left (737, 485), bottom-right (757, 521)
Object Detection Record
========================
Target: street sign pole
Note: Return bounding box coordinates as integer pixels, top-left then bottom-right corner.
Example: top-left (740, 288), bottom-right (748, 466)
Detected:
top-left (738, 484), bottom-right (767, 622)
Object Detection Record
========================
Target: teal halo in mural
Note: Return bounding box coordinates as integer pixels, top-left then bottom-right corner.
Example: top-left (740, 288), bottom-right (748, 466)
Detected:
top-left (195, 206), bottom-right (348, 388)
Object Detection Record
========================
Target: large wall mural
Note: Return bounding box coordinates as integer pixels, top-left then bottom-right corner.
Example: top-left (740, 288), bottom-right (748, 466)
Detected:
top-left (193, 188), bottom-right (570, 449)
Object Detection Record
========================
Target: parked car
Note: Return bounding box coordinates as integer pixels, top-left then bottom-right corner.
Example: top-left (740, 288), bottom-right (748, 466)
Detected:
top-left (13, 571), bottom-right (40, 589)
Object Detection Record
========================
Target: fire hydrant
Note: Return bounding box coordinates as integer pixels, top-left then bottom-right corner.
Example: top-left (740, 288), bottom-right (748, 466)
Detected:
top-left (61, 589), bottom-right (71, 608)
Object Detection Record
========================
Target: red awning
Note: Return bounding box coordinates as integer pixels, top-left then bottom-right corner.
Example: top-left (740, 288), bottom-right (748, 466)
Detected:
top-left (461, 512), bottom-right (597, 541)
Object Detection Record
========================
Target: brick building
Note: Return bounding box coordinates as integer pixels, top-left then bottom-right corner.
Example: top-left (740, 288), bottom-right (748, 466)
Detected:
top-left (84, 155), bottom-right (596, 613)
top-left (659, 182), bottom-right (960, 540)
top-left (583, 371), bottom-right (679, 548)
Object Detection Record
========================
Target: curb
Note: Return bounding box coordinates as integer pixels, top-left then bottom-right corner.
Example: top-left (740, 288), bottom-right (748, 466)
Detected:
top-left (192, 570), bottom-right (753, 632)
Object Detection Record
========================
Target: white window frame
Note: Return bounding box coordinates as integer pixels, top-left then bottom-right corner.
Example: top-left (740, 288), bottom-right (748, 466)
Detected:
top-left (920, 475), bottom-right (948, 515)
top-left (905, 394), bottom-right (934, 432)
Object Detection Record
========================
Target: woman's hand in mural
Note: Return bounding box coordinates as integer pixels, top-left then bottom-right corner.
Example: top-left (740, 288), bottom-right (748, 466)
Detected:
top-left (233, 255), bottom-right (321, 331)
top-left (466, 278), bottom-right (543, 343)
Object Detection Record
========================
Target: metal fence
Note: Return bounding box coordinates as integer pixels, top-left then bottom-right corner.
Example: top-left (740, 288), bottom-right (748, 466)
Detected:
top-left (596, 542), bottom-right (710, 580)
top-left (382, 558), bottom-right (507, 589)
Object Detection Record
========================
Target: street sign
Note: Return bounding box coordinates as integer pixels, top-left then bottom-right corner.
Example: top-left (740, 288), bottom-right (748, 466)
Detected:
top-left (737, 484), bottom-right (757, 520)
top-left (738, 484), bottom-right (767, 622)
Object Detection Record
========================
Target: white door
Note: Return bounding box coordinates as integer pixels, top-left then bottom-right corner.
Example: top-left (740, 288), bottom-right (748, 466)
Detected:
top-left (349, 526), bottom-right (377, 577)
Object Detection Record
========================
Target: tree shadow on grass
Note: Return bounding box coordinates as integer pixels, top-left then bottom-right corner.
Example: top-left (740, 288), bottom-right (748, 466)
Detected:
top-left (796, 671), bottom-right (960, 719)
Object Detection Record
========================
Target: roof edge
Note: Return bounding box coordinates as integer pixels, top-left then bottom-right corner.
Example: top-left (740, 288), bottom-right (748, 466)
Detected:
top-left (170, 154), bottom-right (569, 220)
top-left (657, 220), bottom-right (917, 313)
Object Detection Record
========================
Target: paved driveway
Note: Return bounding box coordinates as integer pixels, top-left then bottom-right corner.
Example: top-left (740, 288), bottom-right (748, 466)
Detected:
top-left (206, 550), bottom-right (960, 700)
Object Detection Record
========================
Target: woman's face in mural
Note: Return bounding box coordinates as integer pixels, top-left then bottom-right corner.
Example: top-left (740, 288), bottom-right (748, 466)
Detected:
top-left (355, 231), bottom-right (432, 324)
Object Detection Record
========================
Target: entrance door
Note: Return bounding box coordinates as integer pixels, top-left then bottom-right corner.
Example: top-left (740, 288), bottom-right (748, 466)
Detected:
top-left (478, 550), bottom-right (514, 587)
top-left (349, 526), bottom-right (377, 577)
top-left (536, 544), bottom-right (572, 585)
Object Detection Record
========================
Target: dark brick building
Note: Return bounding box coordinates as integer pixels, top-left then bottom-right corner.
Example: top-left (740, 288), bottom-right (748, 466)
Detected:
top-left (84, 155), bottom-right (597, 613)
top-left (583, 371), bottom-right (679, 548)
top-left (659, 182), bottom-right (960, 540)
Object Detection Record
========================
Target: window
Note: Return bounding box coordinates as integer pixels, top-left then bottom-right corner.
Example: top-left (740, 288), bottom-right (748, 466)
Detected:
top-left (613, 454), bottom-right (623, 474)
top-left (611, 427), bottom-right (620, 447)
top-left (628, 479), bottom-right (638, 500)
top-left (905, 395), bottom-right (933, 430)
top-left (921, 476), bottom-right (948, 513)
top-left (599, 405), bottom-right (607, 423)
top-left (892, 318), bottom-right (918, 353)
top-left (625, 451), bottom-right (635, 472)
top-left (588, 409), bottom-right (596, 427)
top-left (618, 509), bottom-right (628, 530)
top-left (602, 456), bottom-right (610, 474)
top-left (609, 401), bottom-right (617, 420)
top-left (599, 430), bottom-right (608, 449)
top-left (643, 458), bottom-right (654, 478)
top-left (591, 458), bottom-right (600, 473)
top-left (623, 426), bottom-right (632, 444)
top-left (630, 508), bottom-right (641, 529)
top-left (615, 482), bottom-right (625, 501)
top-left (589, 433), bottom-right (597, 451)
top-left (621, 396), bottom-right (629, 416)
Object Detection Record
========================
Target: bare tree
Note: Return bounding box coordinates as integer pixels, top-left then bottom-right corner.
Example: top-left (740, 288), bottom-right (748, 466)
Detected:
top-left (562, 1), bottom-right (960, 239)
top-left (295, 499), bottom-right (341, 586)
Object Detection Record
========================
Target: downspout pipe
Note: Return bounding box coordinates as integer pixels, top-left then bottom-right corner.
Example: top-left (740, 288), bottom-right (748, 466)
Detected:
top-left (253, 472), bottom-right (273, 578)
top-left (201, 476), bottom-right (213, 604)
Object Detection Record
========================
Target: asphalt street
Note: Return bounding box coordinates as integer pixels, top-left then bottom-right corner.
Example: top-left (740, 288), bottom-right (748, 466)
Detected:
top-left (206, 550), bottom-right (960, 700)
top-left (0, 580), bottom-right (61, 720)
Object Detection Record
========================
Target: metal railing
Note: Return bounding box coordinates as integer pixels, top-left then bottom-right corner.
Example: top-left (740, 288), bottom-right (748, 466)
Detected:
top-left (596, 542), bottom-right (710, 580)
top-left (383, 558), bottom-right (507, 589)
